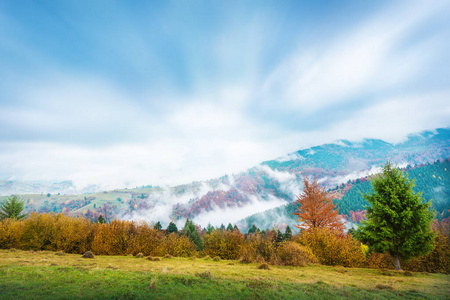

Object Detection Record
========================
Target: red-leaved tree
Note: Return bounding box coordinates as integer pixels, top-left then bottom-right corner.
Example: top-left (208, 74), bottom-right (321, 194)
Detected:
top-left (293, 178), bottom-right (345, 232)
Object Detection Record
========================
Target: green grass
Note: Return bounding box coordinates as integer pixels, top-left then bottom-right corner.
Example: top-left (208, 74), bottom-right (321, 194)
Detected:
top-left (0, 249), bottom-right (448, 299)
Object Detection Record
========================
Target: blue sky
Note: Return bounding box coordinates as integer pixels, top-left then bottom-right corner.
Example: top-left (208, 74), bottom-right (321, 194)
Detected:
top-left (0, 0), bottom-right (449, 189)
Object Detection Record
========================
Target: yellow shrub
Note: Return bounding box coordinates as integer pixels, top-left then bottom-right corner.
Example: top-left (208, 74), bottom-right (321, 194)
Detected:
top-left (276, 241), bottom-right (318, 266)
top-left (0, 218), bottom-right (24, 249)
top-left (155, 233), bottom-right (197, 257)
top-left (298, 228), bottom-right (366, 267)
top-left (203, 229), bottom-right (244, 260)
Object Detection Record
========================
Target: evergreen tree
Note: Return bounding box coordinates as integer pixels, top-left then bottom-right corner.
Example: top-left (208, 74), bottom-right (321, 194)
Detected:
top-left (284, 226), bottom-right (293, 240)
top-left (220, 224), bottom-right (226, 230)
top-left (226, 223), bottom-right (234, 231)
top-left (248, 224), bottom-right (260, 234)
top-left (181, 219), bottom-right (203, 250)
top-left (276, 229), bottom-right (284, 243)
top-left (233, 225), bottom-right (239, 231)
top-left (96, 215), bottom-right (106, 224)
top-left (153, 221), bottom-right (162, 230)
top-left (0, 195), bottom-right (27, 220)
top-left (355, 162), bottom-right (435, 270)
top-left (205, 223), bottom-right (214, 234)
top-left (167, 221), bottom-right (178, 234)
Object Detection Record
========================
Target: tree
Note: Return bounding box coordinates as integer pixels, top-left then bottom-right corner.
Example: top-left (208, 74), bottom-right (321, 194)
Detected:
top-left (226, 223), bottom-right (234, 231)
top-left (166, 221), bottom-right (178, 234)
top-left (0, 195), bottom-right (27, 220)
top-left (355, 162), bottom-right (435, 270)
top-left (284, 226), bottom-right (293, 240)
top-left (276, 229), bottom-right (284, 243)
top-left (153, 221), bottom-right (162, 230)
top-left (293, 178), bottom-right (345, 232)
top-left (248, 224), bottom-right (260, 234)
top-left (181, 219), bottom-right (203, 250)
top-left (96, 215), bottom-right (106, 224)
top-left (205, 223), bottom-right (214, 234)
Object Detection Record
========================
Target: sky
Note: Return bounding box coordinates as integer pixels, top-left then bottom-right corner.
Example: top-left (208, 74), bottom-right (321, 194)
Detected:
top-left (0, 0), bottom-right (449, 190)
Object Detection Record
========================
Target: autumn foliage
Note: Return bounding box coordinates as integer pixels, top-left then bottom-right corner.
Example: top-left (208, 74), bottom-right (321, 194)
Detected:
top-left (0, 212), bottom-right (448, 273)
top-left (293, 177), bottom-right (345, 232)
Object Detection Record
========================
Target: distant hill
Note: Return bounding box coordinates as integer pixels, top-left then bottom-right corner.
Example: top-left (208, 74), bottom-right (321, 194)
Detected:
top-left (1, 127), bottom-right (449, 228)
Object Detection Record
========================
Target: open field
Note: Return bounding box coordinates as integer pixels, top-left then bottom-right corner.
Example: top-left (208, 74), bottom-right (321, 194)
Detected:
top-left (0, 249), bottom-right (448, 299)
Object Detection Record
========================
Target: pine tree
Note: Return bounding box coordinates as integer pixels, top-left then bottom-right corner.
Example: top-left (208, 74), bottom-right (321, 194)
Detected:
top-left (284, 226), bottom-right (292, 240)
top-left (248, 224), bottom-right (260, 234)
top-left (167, 221), bottom-right (178, 234)
top-left (226, 223), bottom-right (234, 231)
top-left (293, 178), bottom-right (345, 232)
top-left (205, 223), bottom-right (214, 234)
top-left (276, 229), bottom-right (284, 243)
top-left (153, 221), bottom-right (162, 230)
top-left (0, 195), bottom-right (27, 220)
top-left (181, 219), bottom-right (203, 250)
top-left (355, 162), bottom-right (435, 270)
top-left (96, 215), bottom-right (106, 224)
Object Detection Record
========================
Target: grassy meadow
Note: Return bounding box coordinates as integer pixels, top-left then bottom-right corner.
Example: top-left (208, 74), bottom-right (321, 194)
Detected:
top-left (0, 249), bottom-right (448, 299)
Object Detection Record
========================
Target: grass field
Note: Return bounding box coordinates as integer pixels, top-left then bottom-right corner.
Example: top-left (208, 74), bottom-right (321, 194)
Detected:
top-left (0, 249), bottom-right (448, 299)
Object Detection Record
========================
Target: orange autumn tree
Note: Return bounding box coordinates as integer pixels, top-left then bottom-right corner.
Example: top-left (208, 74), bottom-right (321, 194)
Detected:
top-left (293, 177), bottom-right (345, 232)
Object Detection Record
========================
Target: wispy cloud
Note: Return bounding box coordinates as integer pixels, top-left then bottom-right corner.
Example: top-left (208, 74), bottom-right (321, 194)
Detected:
top-left (0, 0), bottom-right (449, 190)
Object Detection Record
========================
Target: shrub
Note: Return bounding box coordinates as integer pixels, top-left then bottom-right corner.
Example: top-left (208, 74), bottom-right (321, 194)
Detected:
top-left (135, 252), bottom-right (144, 258)
top-left (239, 232), bottom-right (275, 263)
top-left (55, 251), bottom-right (65, 256)
top-left (276, 241), bottom-right (317, 266)
top-left (213, 256), bottom-right (220, 261)
top-left (298, 228), bottom-right (366, 267)
top-left (164, 254), bottom-right (173, 259)
top-left (154, 233), bottom-right (197, 257)
top-left (258, 263), bottom-right (270, 270)
top-left (203, 229), bottom-right (244, 260)
top-left (0, 219), bottom-right (24, 249)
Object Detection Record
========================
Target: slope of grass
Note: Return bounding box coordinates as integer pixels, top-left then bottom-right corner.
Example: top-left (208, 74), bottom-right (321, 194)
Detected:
top-left (0, 249), bottom-right (448, 299)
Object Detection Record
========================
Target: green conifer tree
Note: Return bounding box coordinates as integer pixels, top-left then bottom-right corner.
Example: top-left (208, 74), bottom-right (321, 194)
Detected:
top-left (153, 221), bottom-right (162, 230)
top-left (276, 229), bottom-right (284, 243)
top-left (0, 195), bottom-right (27, 220)
top-left (355, 162), bottom-right (435, 270)
top-left (226, 223), bottom-right (234, 231)
top-left (248, 224), bottom-right (260, 234)
top-left (167, 221), bottom-right (178, 234)
top-left (284, 226), bottom-right (293, 240)
top-left (205, 223), bottom-right (214, 234)
top-left (181, 219), bottom-right (203, 250)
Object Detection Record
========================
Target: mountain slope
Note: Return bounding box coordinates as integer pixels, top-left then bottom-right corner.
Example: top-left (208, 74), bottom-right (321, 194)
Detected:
top-left (1, 128), bottom-right (449, 228)
top-left (236, 159), bottom-right (450, 232)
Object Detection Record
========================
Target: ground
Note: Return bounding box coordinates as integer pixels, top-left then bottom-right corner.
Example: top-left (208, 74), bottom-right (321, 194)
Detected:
top-left (0, 249), bottom-right (448, 299)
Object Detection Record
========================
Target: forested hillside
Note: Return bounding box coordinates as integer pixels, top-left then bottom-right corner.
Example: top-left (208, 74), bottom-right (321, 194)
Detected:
top-left (237, 159), bottom-right (450, 231)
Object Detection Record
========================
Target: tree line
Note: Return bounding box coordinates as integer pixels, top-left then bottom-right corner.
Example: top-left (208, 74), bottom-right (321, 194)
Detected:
top-left (0, 162), bottom-right (449, 273)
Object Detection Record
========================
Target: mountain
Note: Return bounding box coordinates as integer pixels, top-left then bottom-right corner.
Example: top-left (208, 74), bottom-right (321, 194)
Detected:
top-left (1, 127), bottom-right (449, 228)
top-left (0, 180), bottom-right (102, 196)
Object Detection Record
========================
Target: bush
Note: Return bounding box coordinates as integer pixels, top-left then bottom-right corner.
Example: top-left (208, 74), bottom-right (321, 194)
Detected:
top-left (155, 233), bottom-right (197, 257)
top-left (276, 241), bottom-right (317, 266)
top-left (298, 228), bottom-right (366, 267)
top-left (213, 256), bottom-right (220, 261)
top-left (239, 232), bottom-right (275, 263)
top-left (203, 229), bottom-right (244, 260)
top-left (257, 263), bottom-right (270, 270)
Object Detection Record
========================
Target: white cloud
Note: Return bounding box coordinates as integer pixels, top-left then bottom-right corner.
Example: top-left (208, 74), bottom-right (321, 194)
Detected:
top-left (193, 194), bottom-right (286, 227)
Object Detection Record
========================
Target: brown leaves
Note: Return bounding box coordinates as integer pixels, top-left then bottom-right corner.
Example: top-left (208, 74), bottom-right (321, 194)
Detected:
top-left (293, 178), bottom-right (345, 233)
